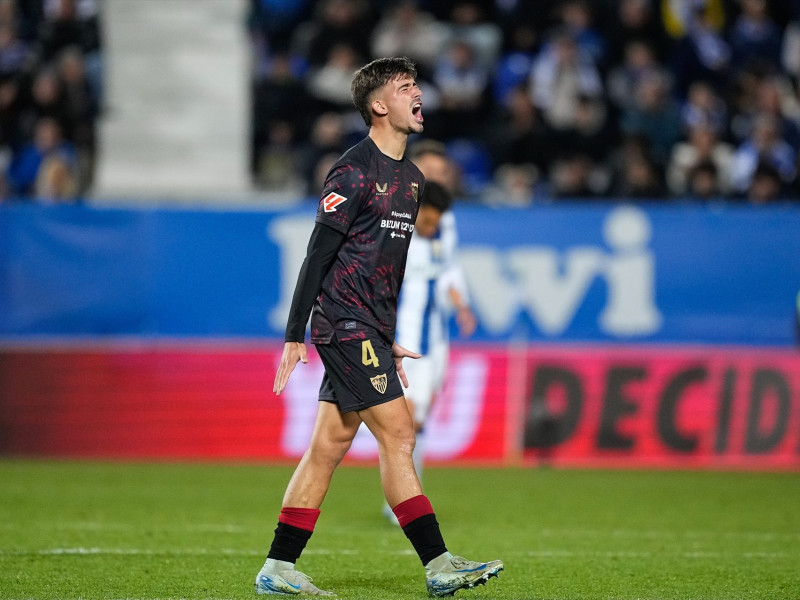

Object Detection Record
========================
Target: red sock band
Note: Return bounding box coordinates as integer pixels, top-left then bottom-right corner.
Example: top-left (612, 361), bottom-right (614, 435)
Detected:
top-left (392, 495), bottom-right (434, 529)
top-left (278, 507), bottom-right (321, 532)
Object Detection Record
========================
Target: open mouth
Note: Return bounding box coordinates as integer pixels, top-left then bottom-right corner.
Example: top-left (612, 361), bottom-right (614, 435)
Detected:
top-left (412, 102), bottom-right (423, 122)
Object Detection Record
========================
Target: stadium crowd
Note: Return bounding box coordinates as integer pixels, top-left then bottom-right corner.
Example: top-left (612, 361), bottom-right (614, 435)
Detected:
top-left (249, 0), bottom-right (800, 204)
top-left (0, 0), bottom-right (101, 204)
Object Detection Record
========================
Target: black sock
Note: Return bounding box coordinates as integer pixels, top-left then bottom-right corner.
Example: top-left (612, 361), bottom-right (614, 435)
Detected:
top-left (267, 521), bottom-right (313, 563)
top-left (402, 513), bottom-right (448, 565)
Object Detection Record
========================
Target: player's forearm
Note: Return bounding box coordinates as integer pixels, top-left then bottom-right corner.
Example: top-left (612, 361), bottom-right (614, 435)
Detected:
top-left (284, 223), bottom-right (346, 342)
top-left (448, 287), bottom-right (468, 311)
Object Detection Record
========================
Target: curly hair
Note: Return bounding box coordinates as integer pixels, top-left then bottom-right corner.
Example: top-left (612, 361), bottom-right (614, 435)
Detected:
top-left (351, 56), bottom-right (417, 127)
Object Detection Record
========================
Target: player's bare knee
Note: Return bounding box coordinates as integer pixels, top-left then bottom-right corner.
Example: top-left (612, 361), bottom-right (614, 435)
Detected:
top-left (309, 437), bottom-right (351, 468)
top-left (386, 427), bottom-right (416, 457)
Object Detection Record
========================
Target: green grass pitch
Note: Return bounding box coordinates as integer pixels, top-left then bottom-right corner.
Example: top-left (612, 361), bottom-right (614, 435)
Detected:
top-left (1, 460), bottom-right (798, 599)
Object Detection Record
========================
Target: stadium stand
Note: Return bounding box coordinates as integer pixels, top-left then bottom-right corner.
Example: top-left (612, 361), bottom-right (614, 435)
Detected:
top-left (0, 0), bottom-right (101, 203)
top-left (248, 0), bottom-right (800, 203)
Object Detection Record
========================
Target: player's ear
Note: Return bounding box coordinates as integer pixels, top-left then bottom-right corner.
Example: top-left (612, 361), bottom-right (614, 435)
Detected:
top-left (372, 98), bottom-right (388, 118)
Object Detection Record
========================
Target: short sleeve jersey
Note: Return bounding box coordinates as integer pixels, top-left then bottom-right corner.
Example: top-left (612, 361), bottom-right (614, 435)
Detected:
top-left (311, 136), bottom-right (424, 345)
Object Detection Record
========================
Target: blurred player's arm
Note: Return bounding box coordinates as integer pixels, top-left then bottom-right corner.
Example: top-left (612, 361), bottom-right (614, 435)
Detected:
top-left (274, 223), bottom-right (345, 394)
top-left (438, 213), bottom-right (476, 338)
top-left (447, 283), bottom-right (476, 338)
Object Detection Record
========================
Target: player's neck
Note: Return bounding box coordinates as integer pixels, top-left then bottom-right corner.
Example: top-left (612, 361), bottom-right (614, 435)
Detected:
top-left (368, 128), bottom-right (408, 161)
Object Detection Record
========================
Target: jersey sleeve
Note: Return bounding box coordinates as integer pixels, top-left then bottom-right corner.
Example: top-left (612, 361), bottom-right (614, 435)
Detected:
top-left (284, 222), bottom-right (346, 342)
top-left (315, 163), bottom-right (368, 234)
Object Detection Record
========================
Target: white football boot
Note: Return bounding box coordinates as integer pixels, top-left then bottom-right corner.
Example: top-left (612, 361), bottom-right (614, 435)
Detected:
top-left (425, 552), bottom-right (503, 597)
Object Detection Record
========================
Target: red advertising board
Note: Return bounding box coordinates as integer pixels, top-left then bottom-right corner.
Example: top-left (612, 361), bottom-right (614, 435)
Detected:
top-left (519, 346), bottom-right (800, 470)
top-left (0, 344), bottom-right (507, 463)
top-left (1, 343), bottom-right (798, 469)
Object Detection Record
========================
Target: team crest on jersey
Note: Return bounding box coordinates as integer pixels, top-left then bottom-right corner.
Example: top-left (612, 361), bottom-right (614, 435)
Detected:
top-left (411, 182), bottom-right (419, 202)
top-left (323, 192), bottom-right (347, 213)
top-left (370, 373), bottom-right (388, 394)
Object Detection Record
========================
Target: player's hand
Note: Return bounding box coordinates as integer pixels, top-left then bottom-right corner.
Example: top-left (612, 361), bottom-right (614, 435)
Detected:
top-left (456, 306), bottom-right (477, 338)
top-left (273, 342), bottom-right (308, 395)
top-left (391, 341), bottom-right (421, 389)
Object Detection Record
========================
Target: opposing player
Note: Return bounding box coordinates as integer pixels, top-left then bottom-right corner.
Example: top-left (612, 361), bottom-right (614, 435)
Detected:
top-left (408, 141), bottom-right (476, 346)
top-left (381, 180), bottom-right (476, 524)
top-left (254, 57), bottom-right (503, 597)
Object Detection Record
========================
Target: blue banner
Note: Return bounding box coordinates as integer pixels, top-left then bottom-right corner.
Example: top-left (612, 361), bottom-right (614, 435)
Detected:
top-left (1, 202), bottom-right (799, 345)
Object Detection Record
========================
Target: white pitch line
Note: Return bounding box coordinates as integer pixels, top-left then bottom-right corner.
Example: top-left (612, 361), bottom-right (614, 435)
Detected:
top-left (525, 549), bottom-right (793, 559)
top-left (537, 528), bottom-right (800, 542)
top-left (0, 547), bottom-right (370, 557)
top-left (44, 522), bottom-right (249, 534)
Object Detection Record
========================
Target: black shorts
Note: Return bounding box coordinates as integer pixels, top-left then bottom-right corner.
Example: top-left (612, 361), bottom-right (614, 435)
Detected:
top-left (316, 335), bottom-right (404, 413)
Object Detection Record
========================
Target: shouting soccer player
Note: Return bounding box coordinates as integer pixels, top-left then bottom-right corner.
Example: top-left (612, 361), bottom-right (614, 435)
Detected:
top-left (255, 57), bottom-right (503, 597)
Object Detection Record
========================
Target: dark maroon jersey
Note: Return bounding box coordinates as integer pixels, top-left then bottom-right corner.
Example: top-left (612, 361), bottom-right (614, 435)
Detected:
top-left (310, 136), bottom-right (424, 345)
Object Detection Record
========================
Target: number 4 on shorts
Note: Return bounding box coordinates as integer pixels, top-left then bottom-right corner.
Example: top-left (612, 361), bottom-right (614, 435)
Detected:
top-left (361, 340), bottom-right (379, 368)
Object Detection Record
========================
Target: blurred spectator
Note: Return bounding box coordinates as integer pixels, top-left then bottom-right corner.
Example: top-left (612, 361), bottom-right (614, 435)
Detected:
top-left (439, 1), bottom-right (502, 70)
top-left (484, 162), bottom-right (538, 207)
top-left (0, 76), bottom-right (23, 149)
top-left (782, 17), bottom-right (800, 81)
top-left (6, 116), bottom-right (77, 199)
top-left (292, 0), bottom-right (372, 68)
top-left (680, 80), bottom-right (727, 136)
top-left (619, 68), bottom-right (682, 163)
top-left (667, 124), bottom-right (735, 195)
top-left (483, 84), bottom-right (549, 175)
top-left (661, 0), bottom-right (726, 40)
top-left (0, 0), bottom-right (26, 39)
top-left (548, 94), bottom-right (617, 168)
top-left (555, 0), bottom-right (605, 67)
top-left (730, 75), bottom-right (800, 151)
top-left (730, 113), bottom-right (797, 193)
top-left (255, 119), bottom-right (304, 193)
top-left (306, 42), bottom-right (363, 111)
top-left (685, 159), bottom-right (723, 200)
top-left (0, 21), bottom-right (31, 80)
top-left (606, 0), bottom-right (668, 67)
top-left (612, 151), bottom-right (667, 200)
top-left (728, 61), bottom-right (768, 136)
top-left (248, 0), bottom-right (314, 55)
top-left (492, 22), bottom-right (538, 107)
top-left (309, 151), bottom-right (340, 197)
top-left (606, 39), bottom-right (660, 112)
top-left (34, 148), bottom-right (78, 202)
top-left (296, 111), bottom-right (347, 194)
top-left (432, 37), bottom-right (491, 139)
top-left (57, 45), bottom-right (97, 190)
top-left (668, 2), bottom-right (731, 97)
top-left (370, 0), bottom-right (446, 75)
top-left (529, 28), bottom-right (603, 130)
top-left (549, 152), bottom-right (602, 198)
top-left (492, 0), bottom-right (561, 40)
top-left (728, 0), bottom-right (782, 75)
top-left (37, 0), bottom-right (102, 102)
top-left (20, 67), bottom-right (65, 144)
top-left (252, 52), bottom-right (312, 169)
top-left (746, 160), bottom-right (784, 203)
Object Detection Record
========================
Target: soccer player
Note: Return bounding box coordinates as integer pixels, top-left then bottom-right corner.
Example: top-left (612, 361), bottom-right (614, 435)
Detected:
top-left (381, 179), bottom-right (476, 525)
top-left (254, 57), bottom-right (503, 597)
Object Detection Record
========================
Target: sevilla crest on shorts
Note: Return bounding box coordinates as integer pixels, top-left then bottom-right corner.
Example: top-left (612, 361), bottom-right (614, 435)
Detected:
top-left (370, 373), bottom-right (387, 394)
